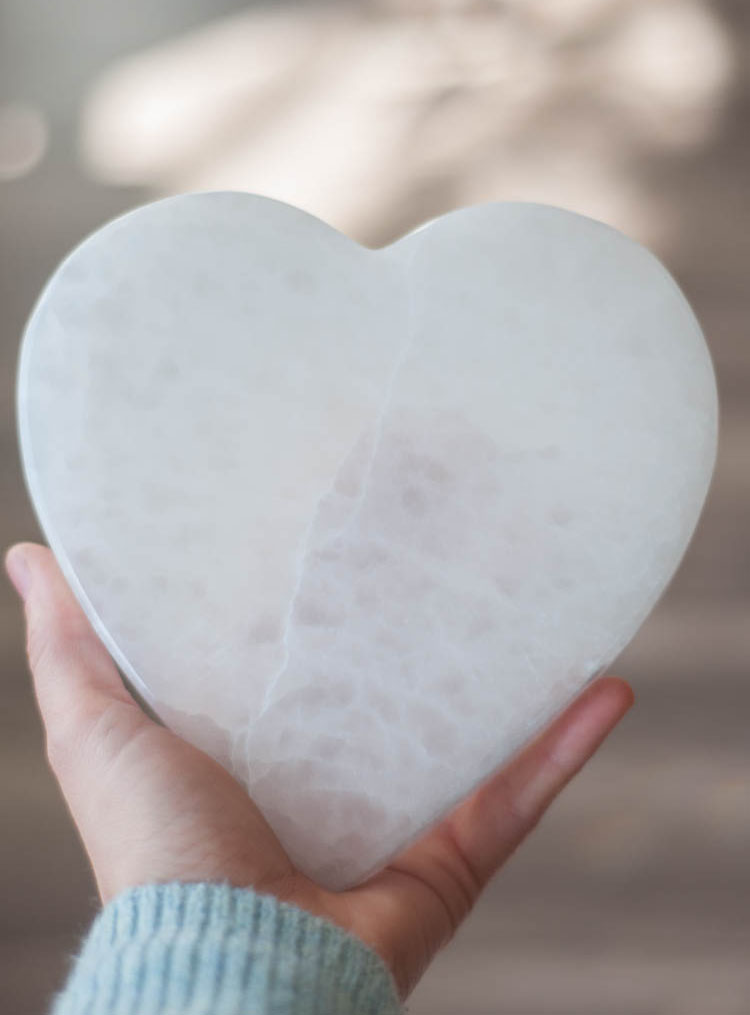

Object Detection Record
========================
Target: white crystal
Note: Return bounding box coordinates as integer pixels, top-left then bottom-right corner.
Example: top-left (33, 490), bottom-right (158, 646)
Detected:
top-left (18, 193), bottom-right (717, 888)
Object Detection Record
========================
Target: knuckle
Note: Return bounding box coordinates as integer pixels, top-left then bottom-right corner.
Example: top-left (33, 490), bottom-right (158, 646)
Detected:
top-left (540, 740), bottom-right (569, 778)
top-left (82, 699), bottom-right (145, 766)
top-left (491, 771), bottom-right (533, 829)
top-left (44, 699), bottom-right (140, 777)
top-left (26, 622), bottom-right (52, 675)
top-left (43, 713), bottom-right (82, 774)
top-left (433, 824), bottom-right (484, 912)
top-left (26, 617), bottom-right (74, 678)
top-left (25, 596), bottom-right (94, 673)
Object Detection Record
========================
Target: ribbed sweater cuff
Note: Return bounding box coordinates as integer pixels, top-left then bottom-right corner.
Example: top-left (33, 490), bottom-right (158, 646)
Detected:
top-left (51, 882), bottom-right (402, 1015)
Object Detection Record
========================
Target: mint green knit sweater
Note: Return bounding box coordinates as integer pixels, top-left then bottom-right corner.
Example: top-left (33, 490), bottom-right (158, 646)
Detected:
top-left (51, 883), bottom-right (402, 1015)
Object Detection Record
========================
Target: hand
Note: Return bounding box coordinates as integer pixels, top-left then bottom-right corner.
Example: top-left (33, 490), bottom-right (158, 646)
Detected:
top-left (6, 542), bottom-right (633, 998)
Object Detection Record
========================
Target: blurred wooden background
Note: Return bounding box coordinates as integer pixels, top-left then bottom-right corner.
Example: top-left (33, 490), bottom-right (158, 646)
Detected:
top-left (1, 2), bottom-right (748, 1012)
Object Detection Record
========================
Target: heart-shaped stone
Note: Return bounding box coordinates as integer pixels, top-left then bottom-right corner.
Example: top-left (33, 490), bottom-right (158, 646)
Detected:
top-left (18, 193), bottom-right (717, 888)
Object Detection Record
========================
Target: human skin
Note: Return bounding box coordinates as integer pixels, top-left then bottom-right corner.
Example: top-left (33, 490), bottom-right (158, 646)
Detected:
top-left (5, 542), bottom-right (633, 998)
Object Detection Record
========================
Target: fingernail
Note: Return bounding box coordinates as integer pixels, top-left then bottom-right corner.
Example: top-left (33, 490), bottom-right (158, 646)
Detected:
top-left (5, 547), bottom-right (31, 600)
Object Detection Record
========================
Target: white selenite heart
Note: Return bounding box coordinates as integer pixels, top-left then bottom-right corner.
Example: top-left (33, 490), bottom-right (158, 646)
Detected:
top-left (18, 193), bottom-right (717, 889)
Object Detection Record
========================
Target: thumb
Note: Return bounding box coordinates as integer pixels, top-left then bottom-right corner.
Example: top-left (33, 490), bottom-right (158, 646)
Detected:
top-left (5, 543), bottom-right (145, 781)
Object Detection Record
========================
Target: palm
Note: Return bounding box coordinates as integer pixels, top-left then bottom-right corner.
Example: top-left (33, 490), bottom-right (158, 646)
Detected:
top-left (8, 543), bottom-right (633, 999)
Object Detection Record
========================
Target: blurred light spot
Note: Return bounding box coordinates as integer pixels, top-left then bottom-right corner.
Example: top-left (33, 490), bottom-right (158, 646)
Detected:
top-left (601, 0), bottom-right (731, 146)
top-left (613, 1), bottom-right (730, 105)
top-left (0, 103), bottom-right (48, 181)
top-left (79, 9), bottom-right (322, 186)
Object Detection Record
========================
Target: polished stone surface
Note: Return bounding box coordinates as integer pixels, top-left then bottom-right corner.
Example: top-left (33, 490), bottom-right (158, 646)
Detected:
top-left (18, 193), bottom-right (717, 887)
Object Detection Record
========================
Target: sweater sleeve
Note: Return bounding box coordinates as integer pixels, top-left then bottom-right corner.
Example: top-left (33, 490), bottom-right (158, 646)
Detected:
top-left (50, 882), bottom-right (402, 1015)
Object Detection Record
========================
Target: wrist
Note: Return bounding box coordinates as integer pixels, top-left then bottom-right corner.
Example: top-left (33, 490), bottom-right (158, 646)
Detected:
top-left (52, 881), bottom-right (401, 1015)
